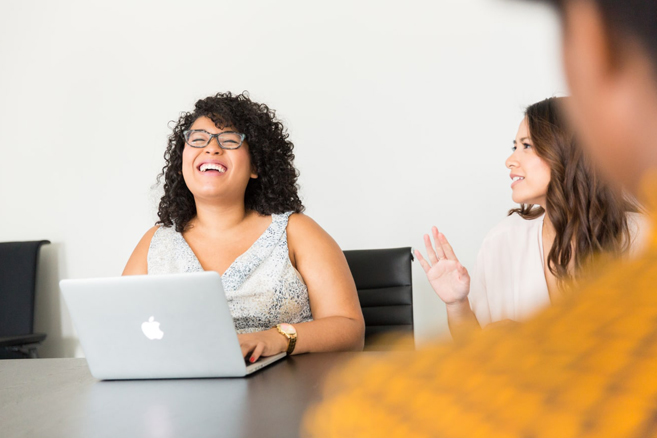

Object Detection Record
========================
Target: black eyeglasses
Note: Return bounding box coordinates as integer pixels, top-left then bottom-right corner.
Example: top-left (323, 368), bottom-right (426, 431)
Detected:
top-left (183, 130), bottom-right (246, 150)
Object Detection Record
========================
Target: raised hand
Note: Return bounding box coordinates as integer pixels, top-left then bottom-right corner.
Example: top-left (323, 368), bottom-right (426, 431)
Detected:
top-left (415, 226), bottom-right (471, 305)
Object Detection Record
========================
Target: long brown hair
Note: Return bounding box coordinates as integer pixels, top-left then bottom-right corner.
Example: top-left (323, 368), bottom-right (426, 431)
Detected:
top-left (509, 97), bottom-right (637, 285)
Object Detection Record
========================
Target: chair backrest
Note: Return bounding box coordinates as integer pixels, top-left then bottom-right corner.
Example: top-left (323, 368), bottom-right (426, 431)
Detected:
top-left (0, 240), bottom-right (50, 336)
top-left (343, 247), bottom-right (413, 350)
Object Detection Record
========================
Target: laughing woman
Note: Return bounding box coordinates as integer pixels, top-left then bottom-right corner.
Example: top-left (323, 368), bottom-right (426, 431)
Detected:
top-left (123, 92), bottom-right (365, 361)
top-left (416, 97), bottom-right (643, 341)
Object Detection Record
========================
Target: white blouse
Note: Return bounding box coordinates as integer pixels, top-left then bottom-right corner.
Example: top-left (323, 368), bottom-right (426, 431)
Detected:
top-left (468, 212), bottom-right (647, 327)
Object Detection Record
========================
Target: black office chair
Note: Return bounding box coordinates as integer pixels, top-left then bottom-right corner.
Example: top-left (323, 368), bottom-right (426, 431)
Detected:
top-left (0, 240), bottom-right (50, 359)
top-left (343, 247), bottom-right (414, 350)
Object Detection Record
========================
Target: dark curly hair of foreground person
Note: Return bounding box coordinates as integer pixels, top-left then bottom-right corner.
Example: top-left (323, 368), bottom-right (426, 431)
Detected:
top-left (156, 91), bottom-right (304, 232)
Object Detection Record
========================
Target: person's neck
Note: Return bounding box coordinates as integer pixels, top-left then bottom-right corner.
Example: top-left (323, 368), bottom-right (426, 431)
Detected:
top-left (190, 199), bottom-right (250, 236)
top-left (541, 207), bottom-right (556, 242)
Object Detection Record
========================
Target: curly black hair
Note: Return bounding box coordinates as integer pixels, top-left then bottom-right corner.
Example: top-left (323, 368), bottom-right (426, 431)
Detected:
top-left (156, 91), bottom-right (304, 232)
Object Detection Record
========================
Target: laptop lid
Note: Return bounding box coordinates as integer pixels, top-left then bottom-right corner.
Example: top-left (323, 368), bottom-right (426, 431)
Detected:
top-left (60, 271), bottom-right (284, 380)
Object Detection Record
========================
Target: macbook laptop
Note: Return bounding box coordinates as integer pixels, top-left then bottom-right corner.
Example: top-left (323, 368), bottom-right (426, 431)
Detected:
top-left (60, 271), bottom-right (286, 380)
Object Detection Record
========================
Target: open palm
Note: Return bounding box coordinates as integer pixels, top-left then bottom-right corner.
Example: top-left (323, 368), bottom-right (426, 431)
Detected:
top-left (415, 226), bottom-right (470, 305)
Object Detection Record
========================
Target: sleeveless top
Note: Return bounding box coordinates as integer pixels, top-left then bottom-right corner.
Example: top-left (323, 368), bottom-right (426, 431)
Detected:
top-left (147, 212), bottom-right (313, 334)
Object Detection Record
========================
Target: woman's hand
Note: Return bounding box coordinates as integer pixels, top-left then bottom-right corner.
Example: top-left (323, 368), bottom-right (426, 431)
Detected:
top-left (237, 328), bottom-right (288, 363)
top-left (415, 226), bottom-right (471, 305)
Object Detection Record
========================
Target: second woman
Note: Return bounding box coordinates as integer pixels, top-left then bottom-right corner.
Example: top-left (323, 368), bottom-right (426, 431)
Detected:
top-left (416, 97), bottom-right (642, 341)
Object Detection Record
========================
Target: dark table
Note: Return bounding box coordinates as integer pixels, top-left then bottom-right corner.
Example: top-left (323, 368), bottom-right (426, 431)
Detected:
top-left (0, 352), bottom-right (369, 438)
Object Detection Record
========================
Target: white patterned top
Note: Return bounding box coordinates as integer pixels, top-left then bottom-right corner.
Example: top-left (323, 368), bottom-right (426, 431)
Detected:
top-left (147, 212), bottom-right (313, 333)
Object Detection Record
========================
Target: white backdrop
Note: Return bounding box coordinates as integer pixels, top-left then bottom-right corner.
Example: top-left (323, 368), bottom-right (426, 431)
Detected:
top-left (0, 0), bottom-right (566, 357)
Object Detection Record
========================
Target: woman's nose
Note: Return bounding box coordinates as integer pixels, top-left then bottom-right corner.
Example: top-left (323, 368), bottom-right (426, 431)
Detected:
top-left (505, 151), bottom-right (518, 169)
top-left (205, 137), bottom-right (224, 154)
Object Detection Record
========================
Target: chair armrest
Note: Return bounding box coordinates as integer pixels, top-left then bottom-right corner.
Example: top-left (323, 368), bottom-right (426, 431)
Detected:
top-left (0, 333), bottom-right (47, 347)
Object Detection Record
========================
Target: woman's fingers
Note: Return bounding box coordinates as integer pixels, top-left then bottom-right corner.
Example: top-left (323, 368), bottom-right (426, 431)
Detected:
top-left (238, 333), bottom-right (258, 358)
top-left (415, 250), bottom-right (432, 273)
top-left (424, 227), bottom-right (447, 264)
top-left (240, 341), bottom-right (253, 358)
top-left (423, 234), bottom-right (439, 264)
top-left (250, 342), bottom-right (265, 363)
top-left (438, 231), bottom-right (459, 262)
top-left (431, 227), bottom-right (447, 260)
top-left (418, 227), bottom-right (456, 279)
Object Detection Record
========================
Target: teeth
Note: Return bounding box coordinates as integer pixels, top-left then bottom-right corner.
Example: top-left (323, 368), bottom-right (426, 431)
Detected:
top-left (512, 176), bottom-right (525, 182)
top-left (200, 163), bottom-right (226, 173)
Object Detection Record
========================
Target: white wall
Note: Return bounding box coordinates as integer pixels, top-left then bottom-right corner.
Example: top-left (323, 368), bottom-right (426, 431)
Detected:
top-left (0, 0), bottom-right (566, 357)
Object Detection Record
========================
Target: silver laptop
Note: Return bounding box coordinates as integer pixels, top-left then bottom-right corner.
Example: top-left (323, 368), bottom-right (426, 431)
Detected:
top-left (60, 271), bottom-right (286, 380)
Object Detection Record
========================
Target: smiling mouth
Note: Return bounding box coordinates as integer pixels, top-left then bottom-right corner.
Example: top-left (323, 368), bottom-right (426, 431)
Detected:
top-left (198, 163), bottom-right (227, 173)
top-left (511, 176), bottom-right (525, 188)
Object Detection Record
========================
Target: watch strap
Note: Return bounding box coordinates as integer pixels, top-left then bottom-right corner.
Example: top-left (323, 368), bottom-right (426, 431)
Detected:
top-left (286, 333), bottom-right (297, 355)
top-left (276, 324), bottom-right (297, 355)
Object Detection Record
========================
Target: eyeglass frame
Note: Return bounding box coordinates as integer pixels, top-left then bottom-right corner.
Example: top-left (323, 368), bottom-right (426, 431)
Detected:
top-left (182, 129), bottom-right (247, 150)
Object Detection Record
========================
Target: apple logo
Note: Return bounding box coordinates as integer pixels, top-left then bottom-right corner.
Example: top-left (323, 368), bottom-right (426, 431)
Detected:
top-left (141, 316), bottom-right (164, 340)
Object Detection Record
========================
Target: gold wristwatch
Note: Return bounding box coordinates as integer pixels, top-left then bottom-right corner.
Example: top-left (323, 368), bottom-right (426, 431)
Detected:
top-left (276, 323), bottom-right (297, 355)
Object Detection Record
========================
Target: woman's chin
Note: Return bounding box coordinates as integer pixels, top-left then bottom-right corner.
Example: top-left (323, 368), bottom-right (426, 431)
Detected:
top-left (512, 195), bottom-right (534, 206)
top-left (191, 190), bottom-right (232, 203)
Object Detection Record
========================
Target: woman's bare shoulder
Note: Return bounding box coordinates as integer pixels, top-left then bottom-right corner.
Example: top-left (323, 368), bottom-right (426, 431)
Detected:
top-left (286, 213), bottom-right (343, 264)
top-left (288, 212), bottom-right (320, 230)
top-left (287, 213), bottom-right (333, 241)
top-left (122, 225), bottom-right (160, 276)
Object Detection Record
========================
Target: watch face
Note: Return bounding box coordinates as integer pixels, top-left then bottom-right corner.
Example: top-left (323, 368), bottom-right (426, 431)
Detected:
top-left (280, 323), bottom-right (296, 335)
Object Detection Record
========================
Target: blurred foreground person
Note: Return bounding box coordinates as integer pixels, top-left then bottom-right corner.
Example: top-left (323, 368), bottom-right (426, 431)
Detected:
top-left (304, 0), bottom-right (657, 437)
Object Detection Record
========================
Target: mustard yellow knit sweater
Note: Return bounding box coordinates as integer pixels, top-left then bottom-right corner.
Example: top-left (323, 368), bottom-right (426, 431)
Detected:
top-left (305, 209), bottom-right (657, 438)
